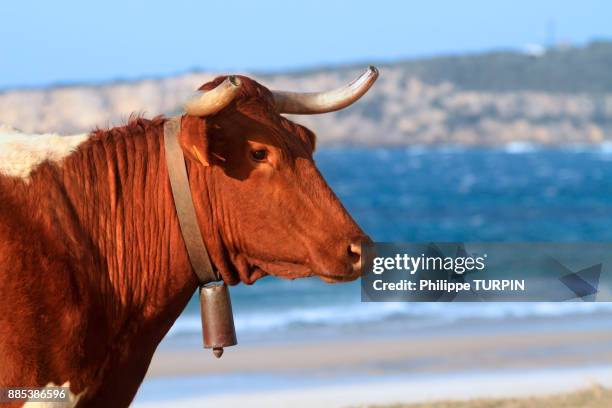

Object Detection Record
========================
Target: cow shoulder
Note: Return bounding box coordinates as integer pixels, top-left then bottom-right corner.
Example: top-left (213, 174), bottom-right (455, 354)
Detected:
top-left (0, 125), bottom-right (89, 180)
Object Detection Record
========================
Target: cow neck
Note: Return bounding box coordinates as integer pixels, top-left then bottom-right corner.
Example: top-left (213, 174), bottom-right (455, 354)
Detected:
top-left (3, 119), bottom-right (207, 398)
top-left (163, 116), bottom-right (219, 286)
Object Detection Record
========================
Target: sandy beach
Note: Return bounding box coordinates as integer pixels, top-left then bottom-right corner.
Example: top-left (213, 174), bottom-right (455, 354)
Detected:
top-left (132, 313), bottom-right (612, 407)
top-left (135, 367), bottom-right (612, 408)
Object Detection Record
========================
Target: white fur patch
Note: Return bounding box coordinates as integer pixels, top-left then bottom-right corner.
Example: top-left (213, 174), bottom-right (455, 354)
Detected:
top-left (23, 381), bottom-right (85, 407)
top-left (0, 124), bottom-right (89, 180)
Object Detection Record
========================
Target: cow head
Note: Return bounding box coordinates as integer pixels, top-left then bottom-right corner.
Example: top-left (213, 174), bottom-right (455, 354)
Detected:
top-left (177, 68), bottom-right (378, 285)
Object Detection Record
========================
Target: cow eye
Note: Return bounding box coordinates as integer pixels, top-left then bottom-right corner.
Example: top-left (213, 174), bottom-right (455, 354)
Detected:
top-left (250, 149), bottom-right (268, 162)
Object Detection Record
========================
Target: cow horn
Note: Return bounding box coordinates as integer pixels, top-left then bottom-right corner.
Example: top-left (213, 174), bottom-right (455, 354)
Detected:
top-left (271, 66), bottom-right (379, 115)
top-left (184, 76), bottom-right (242, 116)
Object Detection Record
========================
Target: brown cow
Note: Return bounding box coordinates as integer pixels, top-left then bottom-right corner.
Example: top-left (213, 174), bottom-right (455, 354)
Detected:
top-left (0, 67), bottom-right (377, 407)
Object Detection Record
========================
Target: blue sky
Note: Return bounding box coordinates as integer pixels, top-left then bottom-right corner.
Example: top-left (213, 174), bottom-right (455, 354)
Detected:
top-left (1, 0), bottom-right (610, 88)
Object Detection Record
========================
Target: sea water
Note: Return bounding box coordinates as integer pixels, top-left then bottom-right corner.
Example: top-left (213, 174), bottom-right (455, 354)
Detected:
top-left (165, 146), bottom-right (612, 346)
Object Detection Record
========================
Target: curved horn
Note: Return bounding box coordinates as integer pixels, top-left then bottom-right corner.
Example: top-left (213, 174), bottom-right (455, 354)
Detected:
top-left (272, 66), bottom-right (379, 115)
top-left (184, 76), bottom-right (242, 116)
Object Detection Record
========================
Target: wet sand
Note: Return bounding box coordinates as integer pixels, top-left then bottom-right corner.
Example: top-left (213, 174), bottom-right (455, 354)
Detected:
top-left (146, 316), bottom-right (612, 377)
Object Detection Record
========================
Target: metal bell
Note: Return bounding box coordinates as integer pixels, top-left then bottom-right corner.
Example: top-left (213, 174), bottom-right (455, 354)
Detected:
top-left (200, 283), bottom-right (237, 358)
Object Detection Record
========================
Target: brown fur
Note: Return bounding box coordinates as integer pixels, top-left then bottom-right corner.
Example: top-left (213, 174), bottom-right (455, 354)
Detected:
top-left (0, 76), bottom-right (367, 407)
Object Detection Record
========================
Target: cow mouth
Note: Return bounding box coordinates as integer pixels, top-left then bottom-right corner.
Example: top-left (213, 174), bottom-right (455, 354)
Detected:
top-left (248, 259), bottom-right (360, 284)
top-left (317, 271), bottom-right (361, 283)
top-left (249, 259), bottom-right (314, 282)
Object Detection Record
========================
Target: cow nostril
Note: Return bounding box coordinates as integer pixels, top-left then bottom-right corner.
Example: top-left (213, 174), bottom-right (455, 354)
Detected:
top-left (348, 242), bottom-right (362, 264)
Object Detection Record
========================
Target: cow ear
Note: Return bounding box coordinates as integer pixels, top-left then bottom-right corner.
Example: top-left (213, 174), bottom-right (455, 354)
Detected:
top-left (178, 115), bottom-right (211, 166)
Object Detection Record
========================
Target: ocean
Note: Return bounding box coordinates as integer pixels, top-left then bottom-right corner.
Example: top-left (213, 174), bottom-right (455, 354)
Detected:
top-left (164, 145), bottom-right (612, 347)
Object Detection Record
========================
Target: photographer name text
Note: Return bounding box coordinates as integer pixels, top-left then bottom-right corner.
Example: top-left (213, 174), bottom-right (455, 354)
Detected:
top-left (372, 279), bottom-right (525, 292)
top-left (370, 253), bottom-right (525, 293)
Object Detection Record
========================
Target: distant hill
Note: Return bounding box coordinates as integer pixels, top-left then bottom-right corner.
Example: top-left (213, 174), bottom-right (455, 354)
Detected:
top-left (387, 40), bottom-right (612, 93)
top-left (2, 41), bottom-right (612, 146)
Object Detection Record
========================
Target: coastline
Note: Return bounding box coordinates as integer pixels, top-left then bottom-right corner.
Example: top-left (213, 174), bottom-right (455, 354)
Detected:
top-left (133, 313), bottom-right (612, 407)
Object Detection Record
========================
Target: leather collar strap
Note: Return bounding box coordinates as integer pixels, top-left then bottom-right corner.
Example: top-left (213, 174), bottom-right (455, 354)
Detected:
top-left (164, 116), bottom-right (218, 285)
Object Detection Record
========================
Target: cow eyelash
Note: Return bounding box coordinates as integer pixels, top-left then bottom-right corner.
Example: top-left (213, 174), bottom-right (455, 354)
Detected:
top-left (250, 149), bottom-right (268, 162)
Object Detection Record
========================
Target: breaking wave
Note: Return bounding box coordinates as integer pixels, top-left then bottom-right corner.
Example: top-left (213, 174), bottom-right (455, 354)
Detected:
top-left (168, 301), bottom-right (612, 339)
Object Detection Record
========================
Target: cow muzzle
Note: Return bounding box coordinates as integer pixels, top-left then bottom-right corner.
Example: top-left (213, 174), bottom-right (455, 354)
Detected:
top-left (315, 236), bottom-right (369, 283)
top-left (348, 241), bottom-right (363, 275)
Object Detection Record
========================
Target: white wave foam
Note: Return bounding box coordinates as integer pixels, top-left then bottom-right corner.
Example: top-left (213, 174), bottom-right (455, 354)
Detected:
top-left (599, 141), bottom-right (612, 154)
top-left (503, 141), bottom-right (538, 154)
top-left (167, 302), bottom-right (612, 338)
